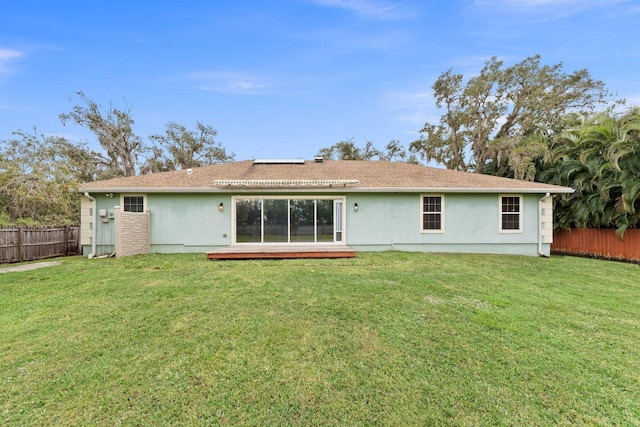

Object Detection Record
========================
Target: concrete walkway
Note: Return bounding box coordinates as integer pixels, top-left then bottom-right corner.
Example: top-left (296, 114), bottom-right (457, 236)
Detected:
top-left (0, 261), bottom-right (62, 274)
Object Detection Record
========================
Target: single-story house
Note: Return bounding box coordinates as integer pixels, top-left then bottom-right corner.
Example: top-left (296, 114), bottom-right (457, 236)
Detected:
top-left (77, 158), bottom-right (574, 259)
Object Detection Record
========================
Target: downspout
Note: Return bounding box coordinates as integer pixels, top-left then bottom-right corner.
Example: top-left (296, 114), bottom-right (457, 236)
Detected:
top-left (538, 193), bottom-right (550, 257)
top-left (84, 192), bottom-right (97, 258)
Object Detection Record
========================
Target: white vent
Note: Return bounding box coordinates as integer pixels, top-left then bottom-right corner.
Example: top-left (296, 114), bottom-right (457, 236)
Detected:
top-left (212, 179), bottom-right (359, 188)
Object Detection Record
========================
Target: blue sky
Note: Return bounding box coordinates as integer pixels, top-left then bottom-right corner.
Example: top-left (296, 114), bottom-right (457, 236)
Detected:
top-left (1, 0), bottom-right (638, 162)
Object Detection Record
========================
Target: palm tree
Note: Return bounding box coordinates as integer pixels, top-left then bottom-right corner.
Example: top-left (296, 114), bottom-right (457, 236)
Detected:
top-left (539, 109), bottom-right (640, 237)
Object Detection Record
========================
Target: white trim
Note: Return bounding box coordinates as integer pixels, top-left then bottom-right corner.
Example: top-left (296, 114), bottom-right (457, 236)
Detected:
top-left (335, 200), bottom-right (344, 242)
top-left (82, 193), bottom-right (97, 256)
top-left (538, 193), bottom-right (552, 256)
top-left (80, 186), bottom-right (574, 194)
top-left (120, 193), bottom-right (147, 213)
top-left (420, 194), bottom-right (445, 233)
top-left (499, 194), bottom-right (523, 234)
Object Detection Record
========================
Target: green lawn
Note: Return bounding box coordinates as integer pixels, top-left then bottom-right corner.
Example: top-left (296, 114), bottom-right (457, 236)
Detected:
top-left (1, 252), bottom-right (639, 426)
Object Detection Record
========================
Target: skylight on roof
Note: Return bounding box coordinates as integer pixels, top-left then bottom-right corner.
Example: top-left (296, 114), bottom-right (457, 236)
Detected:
top-left (253, 158), bottom-right (305, 164)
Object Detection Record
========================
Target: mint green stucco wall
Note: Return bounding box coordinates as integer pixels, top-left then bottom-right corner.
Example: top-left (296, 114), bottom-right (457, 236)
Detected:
top-left (82, 191), bottom-right (550, 256)
top-left (345, 193), bottom-right (548, 256)
top-left (81, 192), bottom-right (232, 255)
top-left (147, 193), bottom-right (232, 253)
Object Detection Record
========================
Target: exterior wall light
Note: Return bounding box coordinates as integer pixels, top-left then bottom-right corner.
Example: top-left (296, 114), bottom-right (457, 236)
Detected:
top-left (219, 202), bottom-right (224, 212)
top-left (354, 203), bottom-right (359, 212)
top-left (106, 193), bottom-right (114, 199)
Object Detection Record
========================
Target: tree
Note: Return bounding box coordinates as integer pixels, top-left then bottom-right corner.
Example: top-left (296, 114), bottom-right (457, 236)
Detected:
top-left (0, 128), bottom-right (105, 224)
top-left (410, 55), bottom-right (618, 178)
top-left (316, 138), bottom-right (415, 162)
top-left (539, 109), bottom-right (640, 236)
top-left (316, 138), bottom-right (376, 160)
top-left (379, 140), bottom-right (416, 162)
top-left (141, 121), bottom-right (234, 173)
top-left (59, 91), bottom-right (143, 177)
top-left (7, 128), bottom-right (119, 183)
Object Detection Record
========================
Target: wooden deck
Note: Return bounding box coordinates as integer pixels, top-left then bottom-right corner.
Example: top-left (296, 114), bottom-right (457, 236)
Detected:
top-left (207, 244), bottom-right (356, 260)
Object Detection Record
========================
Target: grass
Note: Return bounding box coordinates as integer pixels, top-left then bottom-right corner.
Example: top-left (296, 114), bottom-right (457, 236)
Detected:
top-left (1, 252), bottom-right (639, 426)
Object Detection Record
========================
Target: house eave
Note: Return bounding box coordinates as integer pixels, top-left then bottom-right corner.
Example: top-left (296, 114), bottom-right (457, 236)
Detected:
top-left (361, 186), bottom-right (575, 194)
top-left (79, 186), bottom-right (574, 194)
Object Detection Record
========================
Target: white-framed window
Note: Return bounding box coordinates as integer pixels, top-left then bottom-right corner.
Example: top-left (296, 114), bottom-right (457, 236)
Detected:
top-left (421, 194), bottom-right (444, 233)
top-left (499, 194), bottom-right (522, 233)
top-left (122, 194), bottom-right (146, 213)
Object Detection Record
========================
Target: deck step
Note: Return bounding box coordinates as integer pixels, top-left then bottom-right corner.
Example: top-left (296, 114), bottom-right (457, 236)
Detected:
top-left (207, 245), bottom-right (356, 260)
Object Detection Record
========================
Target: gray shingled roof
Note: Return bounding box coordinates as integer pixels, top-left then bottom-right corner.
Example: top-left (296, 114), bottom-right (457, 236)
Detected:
top-left (78, 159), bottom-right (574, 194)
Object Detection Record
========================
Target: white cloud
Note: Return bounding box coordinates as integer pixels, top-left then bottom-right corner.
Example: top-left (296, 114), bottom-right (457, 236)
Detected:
top-left (382, 89), bottom-right (432, 110)
top-left (0, 48), bottom-right (24, 78)
top-left (476, 0), bottom-right (626, 6)
top-left (398, 111), bottom-right (430, 126)
top-left (474, 0), bottom-right (629, 15)
top-left (312, 0), bottom-right (417, 20)
top-left (381, 88), bottom-right (439, 126)
top-left (188, 71), bottom-right (269, 95)
top-left (0, 49), bottom-right (22, 61)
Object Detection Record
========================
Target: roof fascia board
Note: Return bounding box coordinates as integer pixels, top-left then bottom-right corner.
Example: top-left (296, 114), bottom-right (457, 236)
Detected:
top-left (350, 187), bottom-right (574, 194)
top-left (79, 186), bottom-right (574, 194)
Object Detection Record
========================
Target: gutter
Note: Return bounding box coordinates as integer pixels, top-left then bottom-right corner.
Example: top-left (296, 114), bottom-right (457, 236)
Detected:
top-left (78, 186), bottom-right (575, 194)
top-left (538, 193), bottom-right (551, 257)
top-left (84, 192), bottom-right (97, 258)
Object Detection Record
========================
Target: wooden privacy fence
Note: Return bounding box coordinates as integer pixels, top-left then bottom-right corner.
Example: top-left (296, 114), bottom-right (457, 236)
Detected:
top-left (0, 225), bottom-right (80, 264)
top-left (552, 228), bottom-right (640, 263)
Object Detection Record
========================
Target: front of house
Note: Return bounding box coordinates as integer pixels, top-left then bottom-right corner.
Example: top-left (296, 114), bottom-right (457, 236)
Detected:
top-left (78, 159), bottom-right (574, 258)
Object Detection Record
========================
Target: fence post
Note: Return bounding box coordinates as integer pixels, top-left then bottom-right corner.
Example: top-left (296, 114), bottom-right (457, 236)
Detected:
top-left (64, 226), bottom-right (69, 256)
top-left (18, 227), bottom-right (24, 262)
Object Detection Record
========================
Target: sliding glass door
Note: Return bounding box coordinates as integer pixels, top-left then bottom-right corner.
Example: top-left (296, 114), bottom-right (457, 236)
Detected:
top-left (316, 199), bottom-right (334, 242)
top-left (290, 199), bottom-right (315, 242)
top-left (234, 197), bottom-right (344, 244)
top-left (235, 199), bottom-right (261, 243)
top-left (264, 199), bottom-right (288, 242)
